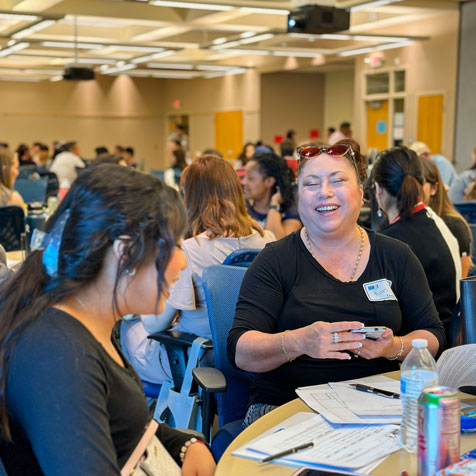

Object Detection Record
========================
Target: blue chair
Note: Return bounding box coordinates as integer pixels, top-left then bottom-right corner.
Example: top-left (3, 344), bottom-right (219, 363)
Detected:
top-left (454, 202), bottom-right (476, 224)
top-left (222, 248), bottom-right (260, 267)
top-left (150, 169), bottom-right (165, 181)
top-left (0, 206), bottom-right (25, 252)
top-left (194, 265), bottom-right (254, 459)
top-left (14, 178), bottom-right (48, 204)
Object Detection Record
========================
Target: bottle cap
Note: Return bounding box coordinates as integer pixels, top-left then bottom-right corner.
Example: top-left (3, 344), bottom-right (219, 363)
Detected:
top-left (412, 338), bottom-right (428, 349)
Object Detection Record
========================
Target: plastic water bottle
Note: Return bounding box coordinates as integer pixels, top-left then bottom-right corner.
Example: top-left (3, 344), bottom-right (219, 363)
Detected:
top-left (400, 338), bottom-right (438, 453)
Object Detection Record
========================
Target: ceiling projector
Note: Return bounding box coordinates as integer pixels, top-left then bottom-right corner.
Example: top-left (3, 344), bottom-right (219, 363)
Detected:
top-left (287, 4), bottom-right (350, 34)
top-left (63, 66), bottom-right (95, 81)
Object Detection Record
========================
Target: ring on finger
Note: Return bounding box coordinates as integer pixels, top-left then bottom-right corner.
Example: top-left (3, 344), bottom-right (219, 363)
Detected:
top-left (332, 332), bottom-right (339, 344)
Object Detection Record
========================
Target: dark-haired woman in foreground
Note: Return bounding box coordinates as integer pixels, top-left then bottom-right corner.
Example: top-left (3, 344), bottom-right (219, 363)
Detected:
top-left (373, 146), bottom-right (461, 341)
top-left (0, 165), bottom-right (215, 475)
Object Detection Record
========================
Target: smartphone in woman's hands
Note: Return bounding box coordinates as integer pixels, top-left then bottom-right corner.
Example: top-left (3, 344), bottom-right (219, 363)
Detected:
top-left (349, 326), bottom-right (386, 340)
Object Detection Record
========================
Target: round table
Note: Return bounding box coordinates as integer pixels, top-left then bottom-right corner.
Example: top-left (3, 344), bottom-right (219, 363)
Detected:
top-left (216, 374), bottom-right (476, 476)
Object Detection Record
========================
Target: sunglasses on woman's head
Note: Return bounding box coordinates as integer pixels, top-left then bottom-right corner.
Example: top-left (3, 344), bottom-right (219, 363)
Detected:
top-left (297, 144), bottom-right (354, 160)
top-left (297, 144), bottom-right (358, 175)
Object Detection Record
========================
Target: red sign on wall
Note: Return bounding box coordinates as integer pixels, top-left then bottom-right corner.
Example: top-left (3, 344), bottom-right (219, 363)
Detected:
top-left (274, 135), bottom-right (284, 144)
top-left (310, 129), bottom-right (320, 138)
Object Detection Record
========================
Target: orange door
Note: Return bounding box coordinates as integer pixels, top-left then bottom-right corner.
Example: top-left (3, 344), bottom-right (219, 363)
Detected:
top-left (214, 110), bottom-right (243, 160)
top-left (417, 94), bottom-right (444, 154)
top-left (366, 100), bottom-right (388, 152)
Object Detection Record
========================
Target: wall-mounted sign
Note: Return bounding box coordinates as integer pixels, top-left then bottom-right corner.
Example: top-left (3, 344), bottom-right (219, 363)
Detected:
top-left (377, 120), bottom-right (387, 134)
top-left (310, 129), bottom-right (320, 138)
top-left (274, 135), bottom-right (284, 144)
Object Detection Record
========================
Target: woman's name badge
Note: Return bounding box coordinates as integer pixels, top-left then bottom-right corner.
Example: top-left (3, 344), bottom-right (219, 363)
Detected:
top-left (363, 279), bottom-right (397, 302)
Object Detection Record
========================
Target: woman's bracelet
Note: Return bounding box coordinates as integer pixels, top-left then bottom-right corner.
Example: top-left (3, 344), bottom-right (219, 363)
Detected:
top-left (388, 335), bottom-right (404, 361)
top-left (179, 437), bottom-right (207, 463)
top-left (281, 330), bottom-right (295, 362)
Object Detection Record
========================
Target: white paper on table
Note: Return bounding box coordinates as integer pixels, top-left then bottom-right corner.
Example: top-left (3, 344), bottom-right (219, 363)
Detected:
top-left (437, 344), bottom-right (476, 389)
top-left (232, 412), bottom-right (390, 474)
top-left (244, 413), bottom-right (401, 470)
top-left (329, 378), bottom-right (401, 417)
top-left (296, 376), bottom-right (401, 424)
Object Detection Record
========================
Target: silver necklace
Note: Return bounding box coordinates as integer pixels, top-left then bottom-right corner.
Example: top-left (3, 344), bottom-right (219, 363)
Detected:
top-left (304, 225), bottom-right (365, 282)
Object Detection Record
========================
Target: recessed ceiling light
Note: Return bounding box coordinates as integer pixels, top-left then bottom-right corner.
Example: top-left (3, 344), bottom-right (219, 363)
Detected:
top-left (150, 1), bottom-right (232, 11)
top-left (350, 0), bottom-right (403, 12)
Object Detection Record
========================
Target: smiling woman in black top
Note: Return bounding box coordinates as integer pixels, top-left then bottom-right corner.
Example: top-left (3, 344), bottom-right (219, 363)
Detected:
top-left (0, 165), bottom-right (215, 476)
top-left (227, 139), bottom-right (444, 425)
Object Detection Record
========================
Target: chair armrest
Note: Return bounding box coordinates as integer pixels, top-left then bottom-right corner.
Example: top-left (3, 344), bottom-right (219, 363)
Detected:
top-left (192, 367), bottom-right (226, 394)
top-left (148, 330), bottom-right (213, 350)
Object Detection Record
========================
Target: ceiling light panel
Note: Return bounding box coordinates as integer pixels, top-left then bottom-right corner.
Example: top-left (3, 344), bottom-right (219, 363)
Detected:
top-left (150, 1), bottom-right (232, 11)
top-left (12, 20), bottom-right (56, 40)
top-left (350, 0), bottom-right (403, 12)
top-left (238, 7), bottom-right (289, 15)
top-left (146, 63), bottom-right (194, 69)
top-left (41, 41), bottom-right (105, 49)
top-left (0, 42), bottom-right (30, 58)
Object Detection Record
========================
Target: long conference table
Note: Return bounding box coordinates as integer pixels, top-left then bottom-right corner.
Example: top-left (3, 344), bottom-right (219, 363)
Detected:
top-left (216, 372), bottom-right (476, 476)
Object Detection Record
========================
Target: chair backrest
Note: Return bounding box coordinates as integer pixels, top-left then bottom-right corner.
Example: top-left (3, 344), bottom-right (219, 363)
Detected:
top-left (14, 178), bottom-right (48, 204)
top-left (18, 165), bottom-right (37, 180)
top-left (41, 172), bottom-right (59, 199)
top-left (222, 248), bottom-right (261, 267)
top-left (460, 276), bottom-right (476, 345)
top-left (0, 206), bottom-right (25, 252)
top-left (454, 202), bottom-right (476, 224)
top-left (470, 224), bottom-right (476, 261)
top-left (202, 264), bottom-right (254, 426)
top-left (150, 169), bottom-right (165, 181)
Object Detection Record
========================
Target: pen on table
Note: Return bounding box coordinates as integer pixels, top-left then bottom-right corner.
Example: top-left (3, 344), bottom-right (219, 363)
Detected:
top-left (260, 441), bottom-right (314, 463)
top-left (349, 383), bottom-right (400, 399)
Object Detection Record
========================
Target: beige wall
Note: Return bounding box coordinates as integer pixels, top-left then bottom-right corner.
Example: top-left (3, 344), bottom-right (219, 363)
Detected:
top-left (324, 70), bottom-right (355, 139)
top-left (0, 75), bottom-right (166, 169)
top-left (354, 11), bottom-right (459, 159)
top-left (162, 70), bottom-right (261, 160)
top-left (260, 72), bottom-right (325, 149)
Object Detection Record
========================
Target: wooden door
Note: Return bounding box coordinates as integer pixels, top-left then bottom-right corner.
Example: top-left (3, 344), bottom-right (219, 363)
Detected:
top-left (214, 110), bottom-right (243, 160)
top-left (417, 94), bottom-right (444, 154)
top-left (366, 100), bottom-right (388, 151)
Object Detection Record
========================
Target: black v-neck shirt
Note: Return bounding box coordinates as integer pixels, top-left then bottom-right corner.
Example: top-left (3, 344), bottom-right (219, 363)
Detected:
top-left (227, 229), bottom-right (445, 407)
top-left (1, 308), bottom-right (189, 475)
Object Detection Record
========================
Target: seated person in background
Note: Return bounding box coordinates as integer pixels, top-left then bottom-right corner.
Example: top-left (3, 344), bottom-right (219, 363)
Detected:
top-left (464, 180), bottom-right (476, 201)
top-left (421, 156), bottom-right (472, 277)
top-left (243, 152), bottom-right (301, 240)
top-left (328, 121), bottom-right (352, 145)
top-left (121, 155), bottom-right (275, 385)
top-left (373, 146), bottom-right (461, 341)
top-left (90, 153), bottom-right (127, 167)
top-left (450, 146), bottom-right (476, 203)
top-left (0, 148), bottom-right (25, 208)
top-left (50, 141), bottom-right (85, 189)
top-left (0, 165), bottom-right (215, 475)
top-left (227, 139), bottom-right (444, 426)
top-left (410, 141), bottom-right (457, 189)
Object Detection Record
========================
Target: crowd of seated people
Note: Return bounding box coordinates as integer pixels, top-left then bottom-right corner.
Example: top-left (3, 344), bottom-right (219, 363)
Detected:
top-left (1, 128), bottom-right (476, 474)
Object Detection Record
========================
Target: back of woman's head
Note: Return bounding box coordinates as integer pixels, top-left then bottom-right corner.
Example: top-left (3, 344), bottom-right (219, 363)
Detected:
top-left (0, 149), bottom-right (13, 189)
top-left (420, 156), bottom-right (443, 214)
top-left (0, 165), bottom-right (186, 438)
top-left (250, 152), bottom-right (295, 209)
top-left (173, 148), bottom-right (187, 171)
top-left (180, 155), bottom-right (261, 238)
top-left (373, 146), bottom-right (423, 220)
